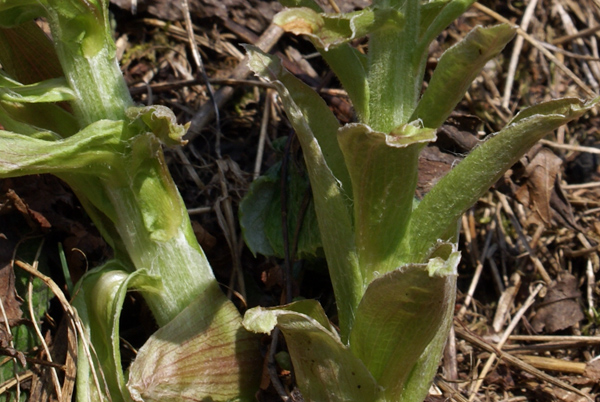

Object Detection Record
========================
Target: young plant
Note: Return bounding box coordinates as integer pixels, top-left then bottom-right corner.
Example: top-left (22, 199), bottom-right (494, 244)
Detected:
top-left (240, 0), bottom-right (597, 401)
top-left (0, 1), bottom-right (259, 401)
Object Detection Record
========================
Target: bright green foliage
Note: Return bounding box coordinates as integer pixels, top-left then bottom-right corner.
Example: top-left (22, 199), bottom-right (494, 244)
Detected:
top-left (241, 0), bottom-right (598, 401)
top-left (0, 1), bottom-right (260, 401)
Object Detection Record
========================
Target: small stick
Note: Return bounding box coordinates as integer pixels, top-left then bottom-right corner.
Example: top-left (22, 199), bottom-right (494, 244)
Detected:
top-left (473, 2), bottom-right (596, 97)
top-left (502, 0), bottom-right (538, 109)
top-left (25, 240), bottom-right (62, 400)
top-left (443, 325), bottom-right (458, 390)
top-left (13, 260), bottom-right (108, 399)
top-left (495, 192), bottom-right (552, 283)
top-left (552, 24), bottom-right (600, 46)
top-left (518, 355), bottom-right (586, 375)
top-left (215, 160), bottom-right (246, 300)
top-left (181, 0), bottom-right (222, 157)
top-left (186, 24), bottom-right (284, 141)
top-left (455, 325), bottom-right (592, 401)
top-left (457, 214), bottom-right (496, 318)
top-left (509, 334), bottom-right (600, 342)
top-left (268, 328), bottom-right (290, 401)
top-left (175, 147), bottom-right (205, 191)
top-left (253, 90), bottom-right (271, 180)
top-left (538, 138), bottom-right (600, 155)
top-left (468, 283), bottom-right (544, 400)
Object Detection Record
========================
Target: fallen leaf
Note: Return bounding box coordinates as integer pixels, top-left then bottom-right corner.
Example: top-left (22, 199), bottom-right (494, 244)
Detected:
top-left (531, 273), bottom-right (584, 333)
top-left (525, 147), bottom-right (562, 225)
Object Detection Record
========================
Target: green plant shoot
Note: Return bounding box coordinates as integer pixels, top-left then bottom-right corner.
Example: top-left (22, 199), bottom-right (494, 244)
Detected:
top-left (240, 0), bottom-right (598, 401)
top-left (0, 1), bottom-right (259, 401)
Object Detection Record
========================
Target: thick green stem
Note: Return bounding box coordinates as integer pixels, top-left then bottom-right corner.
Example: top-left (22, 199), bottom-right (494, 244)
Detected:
top-left (367, 0), bottom-right (420, 131)
top-left (42, 0), bottom-right (219, 325)
top-left (45, 1), bottom-right (133, 126)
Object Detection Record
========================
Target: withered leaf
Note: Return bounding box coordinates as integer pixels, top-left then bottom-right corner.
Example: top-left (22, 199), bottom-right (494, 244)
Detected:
top-left (532, 273), bottom-right (584, 333)
top-left (525, 148), bottom-right (562, 225)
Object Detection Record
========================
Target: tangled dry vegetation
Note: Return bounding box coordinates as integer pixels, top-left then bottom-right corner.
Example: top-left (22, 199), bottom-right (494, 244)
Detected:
top-left (2, 0), bottom-right (600, 400)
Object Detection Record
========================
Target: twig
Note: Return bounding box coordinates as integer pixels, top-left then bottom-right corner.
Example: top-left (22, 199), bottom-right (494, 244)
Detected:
top-left (0, 372), bottom-right (34, 395)
top-left (268, 328), bottom-right (290, 401)
top-left (502, 0), bottom-right (538, 109)
top-left (215, 160), bottom-right (246, 301)
top-left (443, 325), bottom-right (459, 390)
top-left (473, 2), bottom-right (597, 97)
top-left (495, 192), bottom-right (552, 284)
top-left (186, 24), bottom-right (284, 141)
top-left (181, 0), bottom-right (222, 157)
top-left (175, 147), bottom-right (205, 191)
top-left (552, 24), bottom-right (600, 46)
top-left (14, 260), bottom-right (110, 400)
top-left (254, 90), bottom-right (271, 180)
top-left (457, 213), bottom-right (496, 318)
top-left (129, 78), bottom-right (274, 96)
top-left (26, 239), bottom-right (62, 400)
top-left (538, 138), bottom-right (600, 155)
top-left (456, 322), bottom-right (592, 401)
top-left (554, 2), bottom-right (600, 91)
top-left (508, 334), bottom-right (600, 342)
top-left (468, 283), bottom-right (544, 400)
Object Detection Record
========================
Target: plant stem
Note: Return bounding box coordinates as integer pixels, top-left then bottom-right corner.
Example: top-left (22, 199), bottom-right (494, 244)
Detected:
top-left (367, 0), bottom-right (420, 131)
top-left (44, 0), bottom-right (223, 326)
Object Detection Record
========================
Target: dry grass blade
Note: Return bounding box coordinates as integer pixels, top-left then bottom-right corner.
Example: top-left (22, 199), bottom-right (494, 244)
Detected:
top-left (502, 0), bottom-right (539, 109)
top-left (24, 239), bottom-right (62, 400)
top-left (468, 283), bottom-right (544, 400)
top-left (472, 2), bottom-right (597, 97)
top-left (13, 260), bottom-right (110, 401)
top-left (455, 323), bottom-right (593, 401)
top-left (186, 23), bottom-right (284, 140)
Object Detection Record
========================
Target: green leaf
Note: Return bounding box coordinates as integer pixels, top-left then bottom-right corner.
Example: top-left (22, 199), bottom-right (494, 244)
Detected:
top-left (72, 261), bottom-right (157, 402)
top-left (0, 21), bottom-right (63, 84)
top-left (240, 161), bottom-right (322, 259)
top-left (0, 119), bottom-right (125, 178)
top-left (274, 7), bottom-right (398, 51)
top-left (245, 46), bottom-right (351, 195)
top-left (0, 3), bottom-right (46, 28)
top-left (411, 23), bottom-right (516, 128)
top-left (243, 300), bottom-right (383, 402)
top-left (419, 0), bottom-right (476, 52)
top-left (318, 44), bottom-right (370, 122)
top-left (128, 282), bottom-right (261, 402)
top-left (246, 46), bottom-right (361, 340)
top-left (0, 75), bottom-right (76, 103)
top-left (279, 0), bottom-right (322, 12)
top-left (349, 244), bottom-right (459, 400)
top-left (0, 100), bottom-right (78, 138)
top-left (338, 122), bottom-right (435, 281)
top-left (126, 105), bottom-right (188, 147)
top-left (405, 97), bottom-right (598, 262)
top-left (366, 0), bottom-right (421, 131)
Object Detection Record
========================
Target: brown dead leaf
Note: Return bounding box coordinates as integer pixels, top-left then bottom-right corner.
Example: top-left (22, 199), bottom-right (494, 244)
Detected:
top-left (416, 146), bottom-right (461, 199)
top-left (525, 148), bottom-right (562, 225)
top-left (531, 273), bottom-right (584, 333)
top-left (192, 220), bottom-right (217, 251)
top-left (515, 146), bottom-right (579, 228)
top-left (583, 359), bottom-right (600, 382)
top-left (2, 189), bottom-right (51, 231)
top-left (0, 263), bottom-right (23, 325)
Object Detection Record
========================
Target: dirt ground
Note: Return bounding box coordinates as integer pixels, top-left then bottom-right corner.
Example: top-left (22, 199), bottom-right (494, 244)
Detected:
top-left (2, 0), bottom-right (600, 400)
